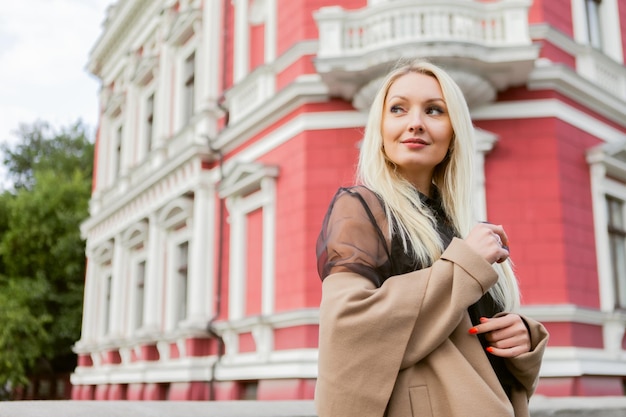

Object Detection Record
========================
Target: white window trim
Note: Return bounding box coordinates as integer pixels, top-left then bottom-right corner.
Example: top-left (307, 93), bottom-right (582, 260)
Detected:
top-left (138, 84), bottom-right (157, 163)
top-left (475, 128), bottom-right (499, 221)
top-left (159, 198), bottom-right (194, 331)
top-left (571, 0), bottom-right (624, 63)
top-left (174, 40), bottom-right (199, 133)
top-left (122, 222), bottom-right (149, 337)
top-left (587, 142), bottom-right (626, 352)
top-left (89, 243), bottom-right (114, 342)
top-left (220, 163), bottom-right (279, 322)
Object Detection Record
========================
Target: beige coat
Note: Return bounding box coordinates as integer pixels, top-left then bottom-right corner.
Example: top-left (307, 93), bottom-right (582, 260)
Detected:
top-left (315, 238), bottom-right (549, 417)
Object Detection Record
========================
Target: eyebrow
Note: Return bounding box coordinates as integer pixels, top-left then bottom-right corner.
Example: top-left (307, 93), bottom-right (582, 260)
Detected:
top-left (386, 95), bottom-right (446, 104)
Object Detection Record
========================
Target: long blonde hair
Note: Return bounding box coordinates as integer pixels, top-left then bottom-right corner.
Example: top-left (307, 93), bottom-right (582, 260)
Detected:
top-left (357, 59), bottom-right (520, 311)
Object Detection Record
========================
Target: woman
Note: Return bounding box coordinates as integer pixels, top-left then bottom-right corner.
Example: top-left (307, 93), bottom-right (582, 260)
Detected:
top-left (315, 60), bottom-right (548, 417)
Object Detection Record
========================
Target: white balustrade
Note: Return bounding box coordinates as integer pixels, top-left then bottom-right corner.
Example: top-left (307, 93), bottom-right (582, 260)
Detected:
top-left (315, 0), bottom-right (533, 59)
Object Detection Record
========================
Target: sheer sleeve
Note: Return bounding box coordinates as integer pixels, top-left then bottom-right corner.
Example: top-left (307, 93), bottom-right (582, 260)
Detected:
top-left (316, 187), bottom-right (392, 287)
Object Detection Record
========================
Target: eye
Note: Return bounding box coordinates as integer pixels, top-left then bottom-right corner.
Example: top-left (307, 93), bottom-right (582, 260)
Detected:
top-left (426, 105), bottom-right (445, 115)
top-left (390, 105), bottom-right (404, 114)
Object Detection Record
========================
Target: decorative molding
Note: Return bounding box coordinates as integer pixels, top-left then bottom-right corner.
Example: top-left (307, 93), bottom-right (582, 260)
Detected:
top-left (471, 99), bottom-right (626, 145)
top-left (218, 162), bottom-right (279, 199)
top-left (541, 347), bottom-right (626, 377)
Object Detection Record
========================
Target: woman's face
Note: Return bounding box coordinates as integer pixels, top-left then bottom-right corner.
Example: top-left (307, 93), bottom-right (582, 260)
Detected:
top-left (381, 72), bottom-right (453, 191)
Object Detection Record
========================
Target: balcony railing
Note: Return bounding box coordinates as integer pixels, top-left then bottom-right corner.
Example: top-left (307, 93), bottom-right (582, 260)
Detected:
top-left (315, 0), bottom-right (533, 59)
top-left (577, 47), bottom-right (626, 101)
top-left (313, 0), bottom-right (537, 107)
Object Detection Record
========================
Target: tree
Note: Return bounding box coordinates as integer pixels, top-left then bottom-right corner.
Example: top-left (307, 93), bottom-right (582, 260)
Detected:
top-left (0, 119), bottom-right (93, 398)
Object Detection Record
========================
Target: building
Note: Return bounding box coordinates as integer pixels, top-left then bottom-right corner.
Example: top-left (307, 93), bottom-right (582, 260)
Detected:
top-left (71, 0), bottom-right (626, 400)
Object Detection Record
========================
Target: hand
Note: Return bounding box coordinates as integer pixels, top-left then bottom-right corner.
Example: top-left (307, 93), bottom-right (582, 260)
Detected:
top-left (464, 223), bottom-right (510, 264)
top-left (469, 315), bottom-right (531, 358)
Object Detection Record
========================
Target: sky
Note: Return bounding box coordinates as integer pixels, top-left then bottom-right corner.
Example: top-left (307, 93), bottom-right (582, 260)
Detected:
top-left (0, 0), bottom-right (115, 152)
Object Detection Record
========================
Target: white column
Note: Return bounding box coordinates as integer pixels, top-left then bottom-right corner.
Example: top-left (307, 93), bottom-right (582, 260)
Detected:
top-left (185, 181), bottom-right (216, 325)
top-left (261, 178), bottom-right (275, 315)
top-left (264, 0), bottom-right (277, 64)
top-left (121, 85), bottom-right (137, 174)
top-left (109, 235), bottom-right (126, 338)
top-left (228, 196), bottom-right (246, 320)
top-left (154, 43), bottom-right (173, 151)
top-left (588, 161), bottom-right (612, 312)
top-left (474, 128), bottom-right (498, 221)
top-left (233, 0), bottom-right (249, 82)
top-left (80, 252), bottom-right (98, 342)
top-left (141, 213), bottom-right (164, 335)
top-left (95, 114), bottom-right (109, 192)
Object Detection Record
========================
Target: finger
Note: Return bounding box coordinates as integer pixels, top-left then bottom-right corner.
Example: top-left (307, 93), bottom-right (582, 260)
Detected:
top-left (486, 345), bottom-right (528, 358)
top-left (470, 315), bottom-right (520, 336)
top-left (480, 222), bottom-right (509, 246)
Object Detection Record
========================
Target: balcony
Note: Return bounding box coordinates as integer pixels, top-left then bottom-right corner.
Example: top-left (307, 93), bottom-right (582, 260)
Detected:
top-left (313, 0), bottom-right (538, 109)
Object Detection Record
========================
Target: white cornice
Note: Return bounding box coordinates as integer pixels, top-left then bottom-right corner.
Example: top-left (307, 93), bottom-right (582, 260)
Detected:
top-left (541, 347), bottom-right (626, 377)
top-left (518, 304), bottom-right (626, 325)
top-left (527, 62), bottom-right (626, 127)
top-left (471, 99), bottom-right (626, 144)
top-left (87, 0), bottom-right (162, 78)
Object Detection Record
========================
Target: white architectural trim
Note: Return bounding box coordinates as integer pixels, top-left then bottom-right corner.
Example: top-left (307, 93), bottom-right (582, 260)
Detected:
top-left (70, 348), bottom-right (318, 386)
top-left (471, 98), bottom-right (626, 145)
top-left (222, 163), bottom-right (279, 323)
top-left (233, 0), bottom-right (249, 82)
top-left (141, 212), bottom-right (165, 336)
top-left (526, 56), bottom-right (626, 124)
top-left (570, 0), bottom-right (623, 63)
top-left (219, 110), bottom-right (367, 175)
top-left (586, 143), bottom-right (626, 352)
top-left (159, 197), bottom-right (194, 332)
top-left (218, 74), bottom-right (331, 151)
top-left (541, 347), bottom-right (626, 377)
top-left (474, 128), bottom-right (499, 221)
top-left (183, 182), bottom-right (217, 329)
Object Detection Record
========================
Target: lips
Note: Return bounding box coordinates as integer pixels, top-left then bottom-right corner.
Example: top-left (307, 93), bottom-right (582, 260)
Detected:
top-left (401, 138), bottom-right (428, 145)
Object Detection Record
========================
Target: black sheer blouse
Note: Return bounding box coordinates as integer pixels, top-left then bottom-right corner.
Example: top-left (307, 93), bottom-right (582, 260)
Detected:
top-left (316, 186), bottom-right (516, 398)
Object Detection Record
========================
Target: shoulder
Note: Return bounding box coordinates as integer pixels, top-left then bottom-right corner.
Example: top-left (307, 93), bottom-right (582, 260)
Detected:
top-left (331, 186), bottom-right (384, 213)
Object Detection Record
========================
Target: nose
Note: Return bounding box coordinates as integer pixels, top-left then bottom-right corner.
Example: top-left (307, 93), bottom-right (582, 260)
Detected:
top-left (408, 111), bottom-right (424, 133)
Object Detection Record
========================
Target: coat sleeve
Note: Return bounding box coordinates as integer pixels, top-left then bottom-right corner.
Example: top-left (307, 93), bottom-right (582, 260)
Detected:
top-left (505, 315), bottom-right (549, 396)
top-left (315, 238), bottom-right (500, 417)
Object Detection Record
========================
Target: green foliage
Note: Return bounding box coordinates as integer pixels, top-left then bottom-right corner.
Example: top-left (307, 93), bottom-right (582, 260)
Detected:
top-left (0, 119), bottom-right (93, 397)
top-left (1, 120), bottom-right (93, 191)
top-left (0, 278), bottom-right (51, 399)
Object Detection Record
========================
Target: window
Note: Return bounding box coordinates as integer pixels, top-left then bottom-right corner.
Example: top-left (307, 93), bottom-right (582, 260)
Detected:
top-left (134, 260), bottom-right (146, 331)
top-left (113, 124), bottom-right (123, 180)
top-left (585, 0), bottom-right (602, 49)
top-left (176, 241), bottom-right (189, 322)
top-left (144, 93), bottom-right (154, 155)
top-left (183, 52), bottom-right (195, 124)
top-left (159, 198), bottom-right (193, 330)
top-left (219, 162), bottom-right (279, 321)
top-left (572, 0), bottom-right (623, 63)
top-left (607, 196), bottom-right (626, 309)
top-left (588, 142), bottom-right (626, 315)
top-left (103, 272), bottom-right (113, 336)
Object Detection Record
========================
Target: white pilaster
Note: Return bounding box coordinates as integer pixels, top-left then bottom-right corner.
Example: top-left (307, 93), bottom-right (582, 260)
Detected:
top-left (261, 178), bottom-right (275, 315)
top-left (110, 235), bottom-right (126, 338)
top-left (80, 252), bottom-right (97, 342)
top-left (186, 181), bottom-right (216, 325)
top-left (233, 0), bottom-right (249, 83)
top-left (228, 196), bottom-right (246, 320)
top-left (264, 0), bottom-right (277, 64)
top-left (142, 213), bottom-right (164, 335)
top-left (155, 43), bottom-right (173, 148)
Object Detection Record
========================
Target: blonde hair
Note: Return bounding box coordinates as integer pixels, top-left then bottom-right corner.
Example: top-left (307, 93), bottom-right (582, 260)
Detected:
top-left (357, 59), bottom-right (520, 311)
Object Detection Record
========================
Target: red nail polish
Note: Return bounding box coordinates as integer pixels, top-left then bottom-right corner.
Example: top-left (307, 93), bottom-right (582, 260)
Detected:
top-left (468, 327), bottom-right (478, 334)
top-left (486, 346), bottom-right (494, 353)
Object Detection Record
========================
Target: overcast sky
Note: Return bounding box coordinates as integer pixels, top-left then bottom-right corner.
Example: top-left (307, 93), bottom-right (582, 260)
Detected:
top-left (0, 0), bottom-right (115, 153)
